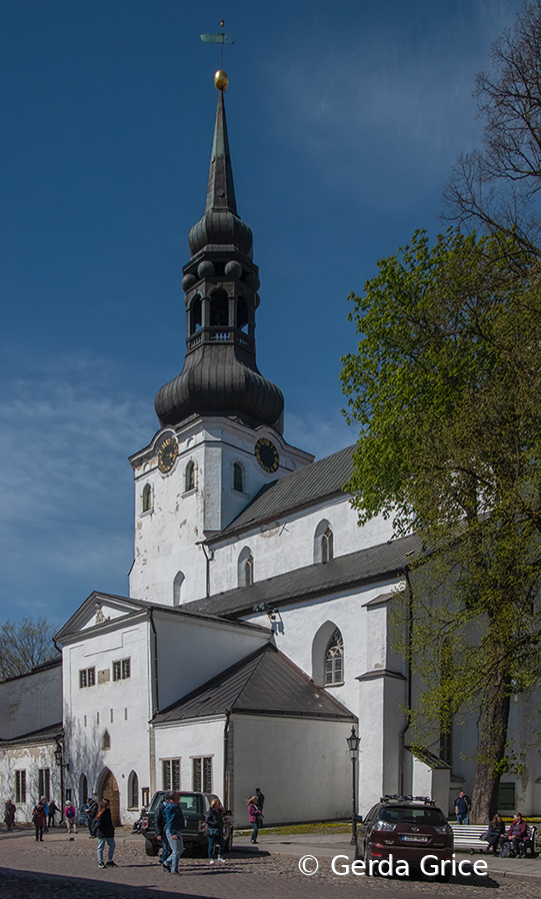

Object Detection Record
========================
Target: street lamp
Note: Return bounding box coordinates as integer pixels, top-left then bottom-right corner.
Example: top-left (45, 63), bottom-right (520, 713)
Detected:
top-left (54, 737), bottom-right (69, 822)
top-left (346, 726), bottom-right (360, 845)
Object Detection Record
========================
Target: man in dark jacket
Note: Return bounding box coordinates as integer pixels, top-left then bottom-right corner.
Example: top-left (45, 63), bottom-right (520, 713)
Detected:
top-left (454, 791), bottom-right (471, 825)
top-left (86, 795), bottom-right (99, 838)
top-left (155, 795), bottom-right (172, 869)
top-left (163, 792), bottom-right (185, 874)
top-left (255, 788), bottom-right (265, 812)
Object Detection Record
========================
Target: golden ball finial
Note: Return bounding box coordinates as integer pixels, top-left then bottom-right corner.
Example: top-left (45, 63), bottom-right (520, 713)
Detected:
top-left (215, 70), bottom-right (229, 91)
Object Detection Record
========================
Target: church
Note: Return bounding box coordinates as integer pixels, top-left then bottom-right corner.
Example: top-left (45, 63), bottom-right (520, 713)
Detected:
top-left (1, 72), bottom-right (539, 828)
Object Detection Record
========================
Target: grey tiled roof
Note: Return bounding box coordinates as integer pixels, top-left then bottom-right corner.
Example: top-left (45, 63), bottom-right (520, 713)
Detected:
top-left (184, 533), bottom-right (422, 619)
top-left (212, 444), bottom-right (356, 539)
top-left (0, 722), bottom-right (63, 748)
top-left (152, 644), bottom-right (355, 724)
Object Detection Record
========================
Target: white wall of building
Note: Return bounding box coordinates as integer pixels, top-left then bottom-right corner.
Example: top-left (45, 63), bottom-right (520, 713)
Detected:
top-left (129, 418), bottom-right (312, 606)
top-left (153, 717), bottom-right (225, 797)
top-left (0, 663), bottom-right (62, 740)
top-left (0, 741), bottom-right (60, 824)
top-left (210, 497), bottom-right (394, 595)
top-left (232, 715), bottom-right (353, 825)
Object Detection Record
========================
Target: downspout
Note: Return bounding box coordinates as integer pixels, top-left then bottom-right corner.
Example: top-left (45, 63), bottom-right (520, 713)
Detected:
top-left (223, 709), bottom-right (231, 812)
top-left (399, 567), bottom-right (414, 795)
top-left (201, 542), bottom-right (212, 598)
top-left (149, 610), bottom-right (159, 714)
top-left (53, 638), bottom-right (64, 821)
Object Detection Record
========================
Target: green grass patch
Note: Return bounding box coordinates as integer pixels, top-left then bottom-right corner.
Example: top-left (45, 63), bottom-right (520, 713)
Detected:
top-left (236, 821), bottom-right (351, 836)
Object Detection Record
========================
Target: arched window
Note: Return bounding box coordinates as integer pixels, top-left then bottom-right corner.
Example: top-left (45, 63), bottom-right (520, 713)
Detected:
top-left (322, 527), bottom-right (333, 563)
top-left (173, 571), bottom-right (185, 607)
top-left (237, 296), bottom-right (249, 332)
top-left (324, 629), bottom-right (344, 685)
top-left (314, 519), bottom-right (333, 563)
top-left (142, 483), bottom-right (152, 513)
top-left (102, 730), bottom-right (111, 751)
top-left (238, 546), bottom-right (254, 586)
top-left (209, 289), bottom-right (229, 327)
top-left (233, 462), bottom-right (243, 492)
top-left (185, 461), bottom-right (195, 492)
top-left (128, 771), bottom-right (139, 809)
top-left (79, 773), bottom-right (88, 808)
top-left (190, 296), bottom-right (202, 334)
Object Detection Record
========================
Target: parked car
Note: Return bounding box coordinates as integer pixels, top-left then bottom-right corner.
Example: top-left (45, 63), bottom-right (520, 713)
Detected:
top-left (141, 791), bottom-right (233, 856)
top-left (355, 795), bottom-right (453, 878)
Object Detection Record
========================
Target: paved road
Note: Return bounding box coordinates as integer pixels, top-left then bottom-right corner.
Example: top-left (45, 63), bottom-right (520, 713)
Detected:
top-left (1, 828), bottom-right (540, 899)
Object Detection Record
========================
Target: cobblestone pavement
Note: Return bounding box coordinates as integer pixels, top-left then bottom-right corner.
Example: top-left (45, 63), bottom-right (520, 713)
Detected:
top-left (1, 829), bottom-right (541, 899)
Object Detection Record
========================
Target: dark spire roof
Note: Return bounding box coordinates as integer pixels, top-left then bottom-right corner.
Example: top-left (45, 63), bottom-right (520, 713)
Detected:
top-left (154, 83), bottom-right (284, 433)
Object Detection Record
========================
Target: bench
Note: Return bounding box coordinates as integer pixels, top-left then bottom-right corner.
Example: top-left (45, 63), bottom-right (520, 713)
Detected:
top-left (451, 823), bottom-right (538, 857)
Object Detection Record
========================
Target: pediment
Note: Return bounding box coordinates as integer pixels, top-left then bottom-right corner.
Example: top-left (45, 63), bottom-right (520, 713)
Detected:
top-left (55, 592), bottom-right (147, 643)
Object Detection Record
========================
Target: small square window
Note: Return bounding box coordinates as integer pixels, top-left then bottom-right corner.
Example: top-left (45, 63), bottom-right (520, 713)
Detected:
top-left (122, 658), bottom-right (131, 679)
top-left (113, 658), bottom-right (130, 681)
top-left (79, 667), bottom-right (95, 688)
top-left (192, 756), bottom-right (212, 792)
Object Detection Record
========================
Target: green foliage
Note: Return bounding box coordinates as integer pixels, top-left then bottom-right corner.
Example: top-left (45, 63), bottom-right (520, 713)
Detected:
top-left (341, 228), bottom-right (541, 814)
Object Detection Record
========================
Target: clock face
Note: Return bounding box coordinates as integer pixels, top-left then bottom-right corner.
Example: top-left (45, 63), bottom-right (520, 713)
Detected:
top-left (255, 437), bottom-right (279, 473)
top-left (157, 435), bottom-right (179, 474)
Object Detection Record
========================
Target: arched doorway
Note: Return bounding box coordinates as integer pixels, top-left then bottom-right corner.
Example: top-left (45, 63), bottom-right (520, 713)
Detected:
top-left (99, 768), bottom-right (121, 826)
top-left (79, 773), bottom-right (88, 808)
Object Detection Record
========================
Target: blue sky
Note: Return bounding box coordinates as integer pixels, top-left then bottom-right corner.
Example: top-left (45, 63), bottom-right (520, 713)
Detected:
top-left (0, 0), bottom-right (524, 625)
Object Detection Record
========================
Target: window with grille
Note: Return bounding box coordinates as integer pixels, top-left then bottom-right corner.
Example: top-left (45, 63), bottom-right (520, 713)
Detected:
top-left (128, 771), bottom-right (139, 809)
top-left (324, 629), bottom-right (344, 685)
top-left (79, 667), bottom-right (95, 688)
top-left (162, 759), bottom-right (180, 792)
top-left (192, 757), bottom-right (212, 793)
top-left (38, 768), bottom-right (50, 801)
top-left (113, 658), bottom-right (131, 681)
top-left (15, 770), bottom-right (26, 804)
top-left (321, 527), bottom-right (334, 563)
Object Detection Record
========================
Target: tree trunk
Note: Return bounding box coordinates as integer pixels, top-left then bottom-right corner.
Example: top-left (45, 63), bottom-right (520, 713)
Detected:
top-left (470, 673), bottom-right (511, 823)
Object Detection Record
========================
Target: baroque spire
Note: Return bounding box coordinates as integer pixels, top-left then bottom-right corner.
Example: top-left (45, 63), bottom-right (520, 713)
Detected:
top-left (154, 73), bottom-right (284, 434)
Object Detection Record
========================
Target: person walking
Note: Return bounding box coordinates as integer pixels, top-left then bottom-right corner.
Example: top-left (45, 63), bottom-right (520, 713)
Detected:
top-left (47, 799), bottom-right (58, 828)
top-left (86, 794), bottom-right (99, 838)
top-left (94, 798), bottom-right (117, 868)
top-left (247, 795), bottom-right (263, 844)
top-left (255, 788), bottom-right (265, 812)
top-left (65, 799), bottom-right (77, 834)
top-left (163, 791), bottom-right (185, 875)
top-left (4, 800), bottom-right (16, 832)
top-left (33, 797), bottom-right (47, 842)
top-left (454, 790), bottom-right (471, 825)
top-left (205, 798), bottom-right (226, 865)
top-left (154, 794), bottom-right (171, 871)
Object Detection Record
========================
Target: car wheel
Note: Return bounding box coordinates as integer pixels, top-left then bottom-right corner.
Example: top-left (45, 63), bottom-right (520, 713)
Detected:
top-left (364, 846), bottom-right (378, 876)
top-left (145, 839), bottom-right (160, 857)
top-left (224, 831), bottom-right (233, 853)
top-left (436, 869), bottom-right (452, 883)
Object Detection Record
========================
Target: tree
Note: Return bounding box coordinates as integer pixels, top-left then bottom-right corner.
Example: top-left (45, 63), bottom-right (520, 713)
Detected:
top-left (443, 3), bottom-right (541, 253)
top-left (341, 228), bottom-right (541, 822)
top-left (0, 616), bottom-right (60, 681)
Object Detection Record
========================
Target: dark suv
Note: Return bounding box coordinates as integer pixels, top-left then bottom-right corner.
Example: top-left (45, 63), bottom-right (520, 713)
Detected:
top-left (141, 791), bottom-right (233, 856)
top-left (355, 795), bottom-right (453, 877)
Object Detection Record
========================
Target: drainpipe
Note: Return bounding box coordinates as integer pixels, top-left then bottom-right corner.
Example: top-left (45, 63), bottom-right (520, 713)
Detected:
top-left (223, 709), bottom-right (231, 812)
top-left (149, 610), bottom-right (159, 714)
top-left (200, 542), bottom-right (212, 598)
top-left (399, 568), bottom-right (414, 795)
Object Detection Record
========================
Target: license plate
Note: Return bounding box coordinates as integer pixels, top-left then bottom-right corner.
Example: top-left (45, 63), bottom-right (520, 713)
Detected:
top-left (402, 835), bottom-right (429, 842)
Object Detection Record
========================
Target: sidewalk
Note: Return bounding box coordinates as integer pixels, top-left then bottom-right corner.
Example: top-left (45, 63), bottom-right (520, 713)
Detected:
top-left (248, 830), bottom-right (541, 884)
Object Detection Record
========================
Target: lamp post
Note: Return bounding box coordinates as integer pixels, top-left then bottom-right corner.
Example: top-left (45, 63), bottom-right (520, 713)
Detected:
top-left (54, 737), bottom-right (69, 823)
top-left (346, 726), bottom-right (360, 845)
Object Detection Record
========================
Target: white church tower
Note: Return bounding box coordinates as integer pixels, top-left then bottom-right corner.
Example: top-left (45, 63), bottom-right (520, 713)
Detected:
top-left (128, 74), bottom-right (312, 607)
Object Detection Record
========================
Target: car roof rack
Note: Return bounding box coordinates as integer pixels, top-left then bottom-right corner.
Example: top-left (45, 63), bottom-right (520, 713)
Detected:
top-left (380, 794), bottom-right (436, 806)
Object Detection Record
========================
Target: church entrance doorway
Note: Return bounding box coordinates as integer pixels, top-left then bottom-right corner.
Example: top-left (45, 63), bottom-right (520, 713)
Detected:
top-left (99, 768), bottom-right (121, 825)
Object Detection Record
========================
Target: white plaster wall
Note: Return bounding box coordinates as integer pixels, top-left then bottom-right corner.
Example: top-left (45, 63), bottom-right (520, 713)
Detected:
top-left (153, 718), bottom-right (225, 796)
top-left (129, 419), bottom-right (312, 606)
top-left (0, 742), bottom-right (61, 823)
top-left (210, 498), bottom-right (394, 594)
top-left (153, 612), bottom-right (270, 711)
top-left (62, 619), bottom-right (152, 823)
top-left (0, 663), bottom-right (62, 740)
top-left (232, 716), bottom-right (353, 825)
top-left (242, 579), bottom-right (402, 715)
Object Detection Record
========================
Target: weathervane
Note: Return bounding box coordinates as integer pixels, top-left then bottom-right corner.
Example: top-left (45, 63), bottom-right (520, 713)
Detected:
top-left (200, 19), bottom-right (234, 87)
